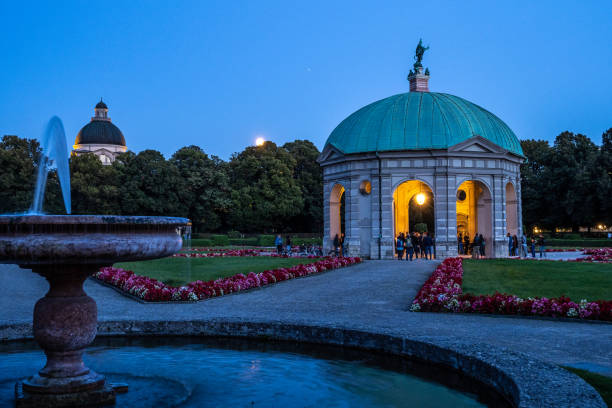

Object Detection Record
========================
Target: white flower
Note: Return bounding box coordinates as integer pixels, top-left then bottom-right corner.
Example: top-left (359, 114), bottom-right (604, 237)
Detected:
top-left (567, 308), bottom-right (578, 317)
top-left (410, 303), bottom-right (421, 312)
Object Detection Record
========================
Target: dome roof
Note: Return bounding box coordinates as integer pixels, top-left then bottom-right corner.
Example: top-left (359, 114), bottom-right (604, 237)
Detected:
top-left (325, 92), bottom-right (523, 156)
top-left (95, 100), bottom-right (108, 109)
top-left (75, 120), bottom-right (126, 146)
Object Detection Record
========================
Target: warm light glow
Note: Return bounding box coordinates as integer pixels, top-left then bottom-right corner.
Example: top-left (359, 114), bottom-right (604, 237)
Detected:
top-left (415, 193), bottom-right (426, 205)
top-left (255, 137), bottom-right (265, 146)
top-left (598, 224), bottom-right (605, 230)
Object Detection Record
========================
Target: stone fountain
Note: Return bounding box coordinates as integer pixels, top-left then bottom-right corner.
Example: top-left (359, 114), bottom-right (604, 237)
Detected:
top-left (0, 118), bottom-right (188, 406)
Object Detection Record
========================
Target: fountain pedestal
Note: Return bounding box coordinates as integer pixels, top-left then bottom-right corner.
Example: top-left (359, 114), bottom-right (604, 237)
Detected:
top-left (16, 264), bottom-right (118, 407)
top-left (0, 215), bottom-right (188, 407)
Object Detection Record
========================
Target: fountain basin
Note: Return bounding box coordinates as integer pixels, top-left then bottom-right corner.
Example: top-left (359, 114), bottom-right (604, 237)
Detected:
top-left (0, 214), bottom-right (188, 407)
top-left (0, 215), bottom-right (186, 265)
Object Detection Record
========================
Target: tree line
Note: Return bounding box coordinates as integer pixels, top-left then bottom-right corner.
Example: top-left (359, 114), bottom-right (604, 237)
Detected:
top-left (1, 128), bottom-right (610, 234)
top-left (520, 128), bottom-right (611, 232)
top-left (0, 136), bottom-right (322, 233)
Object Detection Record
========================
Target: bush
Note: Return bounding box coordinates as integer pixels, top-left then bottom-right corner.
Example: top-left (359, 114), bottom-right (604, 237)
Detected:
top-left (188, 238), bottom-right (213, 247)
top-left (293, 237), bottom-right (323, 246)
top-left (210, 234), bottom-right (230, 246)
top-left (228, 237), bottom-right (258, 246)
top-left (257, 234), bottom-right (276, 246)
top-left (227, 230), bottom-right (242, 238)
top-left (547, 239), bottom-right (610, 248)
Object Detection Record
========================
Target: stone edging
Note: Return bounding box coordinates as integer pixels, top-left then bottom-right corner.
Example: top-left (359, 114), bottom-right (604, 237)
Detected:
top-left (0, 320), bottom-right (605, 408)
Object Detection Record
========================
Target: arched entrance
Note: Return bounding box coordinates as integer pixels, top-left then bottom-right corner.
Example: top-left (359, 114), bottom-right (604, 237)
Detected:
top-left (456, 180), bottom-right (492, 256)
top-left (506, 182), bottom-right (518, 236)
top-left (393, 180), bottom-right (434, 238)
top-left (329, 184), bottom-right (345, 241)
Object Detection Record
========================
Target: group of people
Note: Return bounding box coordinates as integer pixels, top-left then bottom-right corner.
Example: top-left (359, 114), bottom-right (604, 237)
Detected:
top-left (457, 232), bottom-right (486, 257)
top-left (395, 232), bottom-right (435, 261)
top-left (507, 233), bottom-right (547, 258)
top-left (332, 233), bottom-right (345, 256)
top-left (275, 234), bottom-right (293, 254)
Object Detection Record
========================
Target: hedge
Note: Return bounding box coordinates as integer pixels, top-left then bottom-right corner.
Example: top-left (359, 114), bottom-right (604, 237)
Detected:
top-left (228, 237), bottom-right (259, 246)
top-left (185, 238), bottom-right (212, 247)
top-left (547, 239), bottom-right (611, 248)
top-left (210, 235), bottom-right (230, 246)
top-left (257, 235), bottom-right (276, 246)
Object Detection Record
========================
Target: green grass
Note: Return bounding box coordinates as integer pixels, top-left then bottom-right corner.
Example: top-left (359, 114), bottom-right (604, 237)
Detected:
top-left (462, 259), bottom-right (612, 301)
top-left (115, 256), bottom-right (321, 287)
top-left (564, 367), bottom-right (612, 407)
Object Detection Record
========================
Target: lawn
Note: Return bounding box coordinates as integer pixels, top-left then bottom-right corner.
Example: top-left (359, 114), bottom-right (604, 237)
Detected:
top-left (462, 259), bottom-right (612, 301)
top-left (115, 256), bottom-right (321, 287)
top-left (564, 367), bottom-right (612, 407)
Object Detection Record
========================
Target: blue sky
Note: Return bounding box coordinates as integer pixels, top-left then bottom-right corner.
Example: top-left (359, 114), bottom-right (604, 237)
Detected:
top-left (1, 0), bottom-right (611, 159)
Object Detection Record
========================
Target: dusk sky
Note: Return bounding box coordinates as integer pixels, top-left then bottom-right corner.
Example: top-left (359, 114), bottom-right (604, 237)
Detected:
top-left (1, 0), bottom-right (611, 159)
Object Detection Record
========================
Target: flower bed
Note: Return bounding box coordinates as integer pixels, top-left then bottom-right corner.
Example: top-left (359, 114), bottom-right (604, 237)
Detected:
top-left (173, 249), bottom-right (320, 259)
top-left (410, 258), bottom-right (612, 321)
top-left (95, 256), bottom-right (361, 302)
top-left (575, 248), bottom-right (612, 263)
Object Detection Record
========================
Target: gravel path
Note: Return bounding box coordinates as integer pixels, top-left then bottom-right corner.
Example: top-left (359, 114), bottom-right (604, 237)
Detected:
top-left (1, 260), bottom-right (610, 378)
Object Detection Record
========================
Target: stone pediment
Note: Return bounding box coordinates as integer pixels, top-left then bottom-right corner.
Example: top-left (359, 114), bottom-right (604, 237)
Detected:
top-left (448, 136), bottom-right (506, 154)
top-left (317, 144), bottom-right (345, 164)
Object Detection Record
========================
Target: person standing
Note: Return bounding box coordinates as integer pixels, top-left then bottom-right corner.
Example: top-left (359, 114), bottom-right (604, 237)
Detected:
top-left (396, 233), bottom-right (405, 260)
top-left (512, 235), bottom-right (519, 257)
top-left (275, 234), bottom-right (283, 254)
top-left (458, 233), bottom-right (463, 255)
top-left (285, 235), bottom-right (292, 255)
top-left (507, 233), bottom-right (513, 256)
top-left (423, 232), bottom-right (433, 260)
top-left (333, 234), bottom-right (340, 256)
top-left (479, 234), bottom-right (485, 257)
top-left (530, 236), bottom-right (536, 257)
top-left (463, 233), bottom-right (470, 255)
top-left (472, 233), bottom-right (481, 259)
top-left (411, 232), bottom-right (419, 259)
top-left (521, 233), bottom-right (528, 258)
top-left (538, 235), bottom-right (546, 258)
top-left (405, 234), bottom-right (414, 261)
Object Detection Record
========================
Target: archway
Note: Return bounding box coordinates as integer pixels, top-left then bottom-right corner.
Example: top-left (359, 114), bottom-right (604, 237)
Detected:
top-left (506, 182), bottom-right (518, 236)
top-left (329, 184), bottom-right (345, 241)
top-left (393, 180), bottom-right (434, 240)
top-left (456, 180), bottom-right (492, 256)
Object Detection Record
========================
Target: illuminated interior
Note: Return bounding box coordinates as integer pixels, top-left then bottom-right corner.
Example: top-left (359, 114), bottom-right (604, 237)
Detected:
top-left (393, 180), bottom-right (434, 236)
top-left (330, 184), bottom-right (345, 239)
top-left (456, 180), bottom-right (492, 251)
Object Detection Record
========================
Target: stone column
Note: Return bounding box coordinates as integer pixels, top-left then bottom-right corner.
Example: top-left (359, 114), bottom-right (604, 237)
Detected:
top-left (322, 181), bottom-right (331, 255)
top-left (344, 175), bottom-right (361, 256)
top-left (434, 172), bottom-right (458, 258)
top-left (492, 175), bottom-right (508, 257)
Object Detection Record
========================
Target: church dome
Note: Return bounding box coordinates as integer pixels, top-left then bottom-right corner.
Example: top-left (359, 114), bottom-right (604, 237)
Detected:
top-left (325, 91), bottom-right (523, 156)
top-left (74, 100), bottom-right (126, 146)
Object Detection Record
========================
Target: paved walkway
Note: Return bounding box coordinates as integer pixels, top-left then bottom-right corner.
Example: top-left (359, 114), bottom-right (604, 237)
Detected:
top-left (1, 260), bottom-right (610, 378)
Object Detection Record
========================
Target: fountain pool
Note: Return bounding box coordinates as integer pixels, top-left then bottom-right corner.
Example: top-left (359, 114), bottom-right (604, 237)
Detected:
top-left (0, 336), bottom-right (510, 408)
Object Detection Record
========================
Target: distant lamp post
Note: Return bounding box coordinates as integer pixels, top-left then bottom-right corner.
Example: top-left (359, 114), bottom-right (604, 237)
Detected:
top-left (255, 136), bottom-right (265, 146)
top-left (415, 193), bottom-right (426, 206)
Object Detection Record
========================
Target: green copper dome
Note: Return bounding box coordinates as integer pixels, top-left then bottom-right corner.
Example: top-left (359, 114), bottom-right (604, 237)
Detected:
top-left (325, 92), bottom-right (523, 156)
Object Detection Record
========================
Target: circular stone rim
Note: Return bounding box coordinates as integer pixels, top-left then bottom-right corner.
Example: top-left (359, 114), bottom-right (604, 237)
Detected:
top-left (0, 215), bottom-right (189, 226)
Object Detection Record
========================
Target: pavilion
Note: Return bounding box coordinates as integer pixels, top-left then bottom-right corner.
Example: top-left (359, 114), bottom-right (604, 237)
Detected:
top-left (318, 42), bottom-right (523, 259)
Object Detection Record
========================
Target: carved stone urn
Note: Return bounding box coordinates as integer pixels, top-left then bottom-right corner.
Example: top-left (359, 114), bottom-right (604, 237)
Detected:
top-left (0, 215), bottom-right (188, 407)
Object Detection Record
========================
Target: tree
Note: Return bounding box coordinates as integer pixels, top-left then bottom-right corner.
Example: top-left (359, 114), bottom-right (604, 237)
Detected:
top-left (70, 153), bottom-right (121, 214)
top-left (520, 139), bottom-right (554, 230)
top-left (169, 146), bottom-right (230, 231)
top-left (549, 132), bottom-right (599, 231)
top-left (283, 140), bottom-right (323, 232)
top-left (0, 135), bottom-right (40, 213)
top-left (593, 128), bottom-right (612, 226)
top-left (114, 150), bottom-right (187, 217)
top-left (228, 141), bottom-right (303, 232)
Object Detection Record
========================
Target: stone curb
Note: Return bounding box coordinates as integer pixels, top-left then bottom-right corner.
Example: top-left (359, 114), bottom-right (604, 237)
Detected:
top-left (1, 320), bottom-right (605, 408)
